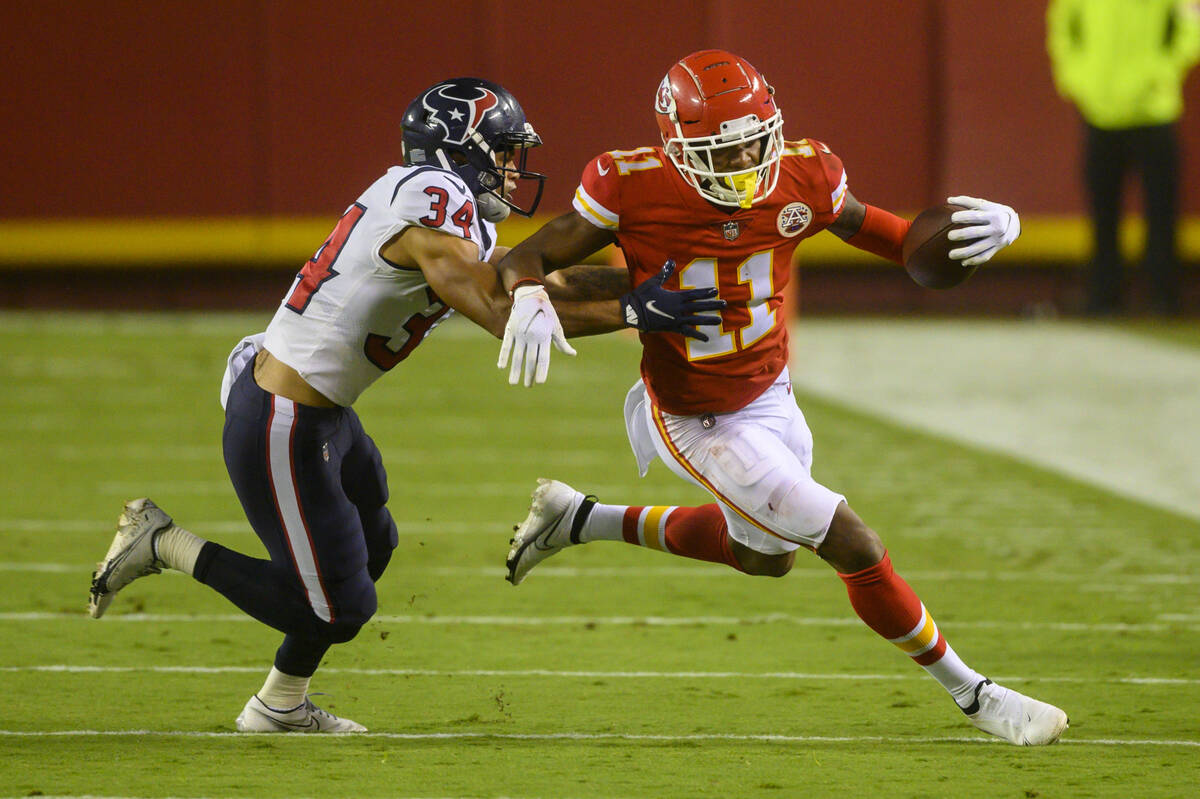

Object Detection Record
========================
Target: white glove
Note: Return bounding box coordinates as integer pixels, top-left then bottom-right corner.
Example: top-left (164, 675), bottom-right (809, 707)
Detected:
top-left (497, 284), bottom-right (576, 386)
top-left (945, 195), bottom-right (1021, 266)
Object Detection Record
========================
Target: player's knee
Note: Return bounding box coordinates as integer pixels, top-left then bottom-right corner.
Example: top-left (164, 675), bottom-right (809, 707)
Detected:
top-left (755, 551), bottom-right (795, 578)
top-left (817, 503), bottom-right (885, 573)
top-left (317, 572), bottom-right (378, 644)
top-left (769, 479), bottom-right (837, 542)
top-left (732, 542), bottom-right (795, 577)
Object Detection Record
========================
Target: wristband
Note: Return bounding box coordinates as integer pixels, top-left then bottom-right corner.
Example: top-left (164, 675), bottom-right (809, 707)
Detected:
top-left (509, 277), bottom-right (544, 297)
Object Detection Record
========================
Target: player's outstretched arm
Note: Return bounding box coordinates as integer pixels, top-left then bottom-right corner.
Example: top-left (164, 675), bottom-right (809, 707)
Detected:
top-left (385, 225), bottom-right (515, 338)
top-left (830, 190), bottom-right (1019, 269)
top-left (498, 210), bottom-right (618, 286)
top-left (828, 190), bottom-right (911, 265)
top-left (501, 212), bottom-right (724, 340)
top-left (382, 226), bottom-right (575, 386)
top-left (540, 263), bottom-right (726, 340)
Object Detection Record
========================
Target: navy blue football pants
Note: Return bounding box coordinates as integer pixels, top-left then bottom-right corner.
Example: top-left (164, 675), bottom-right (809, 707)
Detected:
top-left (193, 364), bottom-right (398, 677)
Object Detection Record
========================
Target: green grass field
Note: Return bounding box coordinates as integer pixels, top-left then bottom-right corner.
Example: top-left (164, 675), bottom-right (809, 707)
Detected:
top-left (1, 312), bottom-right (1197, 799)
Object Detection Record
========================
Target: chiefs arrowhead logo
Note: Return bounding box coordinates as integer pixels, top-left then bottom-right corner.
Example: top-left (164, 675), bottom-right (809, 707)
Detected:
top-left (654, 76), bottom-right (675, 116)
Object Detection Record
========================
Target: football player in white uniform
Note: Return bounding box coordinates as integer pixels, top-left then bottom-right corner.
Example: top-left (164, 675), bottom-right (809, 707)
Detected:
top-left (88, 77), bottom-right (724, 732)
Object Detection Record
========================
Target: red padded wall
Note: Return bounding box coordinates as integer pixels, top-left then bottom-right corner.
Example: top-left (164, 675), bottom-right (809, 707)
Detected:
top-left (3, 0), bottom-right (1198, 220)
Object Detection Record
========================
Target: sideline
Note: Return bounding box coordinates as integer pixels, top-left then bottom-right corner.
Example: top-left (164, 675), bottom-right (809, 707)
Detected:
top-left (789, 320), bottom-right (1200, 520)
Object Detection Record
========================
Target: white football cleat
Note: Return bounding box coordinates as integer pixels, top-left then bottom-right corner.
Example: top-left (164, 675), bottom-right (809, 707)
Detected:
top-left (89, 498), bottom-right (173, 619)
top-left (236, 694), bottom-right (367, 733)
top-left (506, 478), bottom-right (592, 585)
top-left (965, 679), bottom-right (1068, 746)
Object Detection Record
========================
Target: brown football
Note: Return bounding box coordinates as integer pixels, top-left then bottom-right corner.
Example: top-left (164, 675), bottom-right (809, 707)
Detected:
top-left (901, 203), bottom-right (974, 289)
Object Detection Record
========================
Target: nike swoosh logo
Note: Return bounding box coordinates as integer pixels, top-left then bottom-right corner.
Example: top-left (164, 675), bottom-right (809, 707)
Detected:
top-left (533, 508), bottom-right (570, 551)
top-left (273, 716), bottom-right (318, 731)
top-left (597, 162), bottom-right (610, 176)
top-left (644, 300), bottom-right (673, 319)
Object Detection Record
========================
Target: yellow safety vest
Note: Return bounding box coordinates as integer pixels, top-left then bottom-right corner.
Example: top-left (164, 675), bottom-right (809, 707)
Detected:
top-left (1047, 0), bottom-right (1200, 128)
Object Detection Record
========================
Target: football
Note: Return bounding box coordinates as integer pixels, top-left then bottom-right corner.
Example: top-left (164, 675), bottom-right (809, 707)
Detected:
top-left (901, 203), bottom-right (974, 289)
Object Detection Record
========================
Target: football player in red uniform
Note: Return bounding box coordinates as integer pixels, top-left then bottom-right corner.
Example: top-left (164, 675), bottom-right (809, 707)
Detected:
top-left (503, 50), bottom-right (1067, 746)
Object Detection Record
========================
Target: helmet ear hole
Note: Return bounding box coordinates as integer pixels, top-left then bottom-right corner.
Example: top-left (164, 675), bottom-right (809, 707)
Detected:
top-left (478, 171), bottom-right (501, 191)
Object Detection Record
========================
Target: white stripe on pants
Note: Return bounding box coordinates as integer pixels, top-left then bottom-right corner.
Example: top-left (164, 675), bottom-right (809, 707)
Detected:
top-left (266, 395), bottom-right (333, 622)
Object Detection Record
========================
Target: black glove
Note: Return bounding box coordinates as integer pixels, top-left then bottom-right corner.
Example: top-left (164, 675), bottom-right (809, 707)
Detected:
top-left (620, 259), bottom-right (726, 341)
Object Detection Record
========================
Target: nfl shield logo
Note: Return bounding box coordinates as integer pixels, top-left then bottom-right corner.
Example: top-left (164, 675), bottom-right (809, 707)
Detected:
top-left (723, 220), bottom-right (740, 241)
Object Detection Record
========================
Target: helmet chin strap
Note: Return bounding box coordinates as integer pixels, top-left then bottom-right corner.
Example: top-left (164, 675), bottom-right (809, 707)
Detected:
top-left (477, 192), bottom-right (511, 222)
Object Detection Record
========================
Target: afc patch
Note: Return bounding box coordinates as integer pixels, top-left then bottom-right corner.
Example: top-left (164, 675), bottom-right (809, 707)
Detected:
top-left (777, 202), bottom-right (812, 237)
top-left (723, 220), bottom-right (740, 241)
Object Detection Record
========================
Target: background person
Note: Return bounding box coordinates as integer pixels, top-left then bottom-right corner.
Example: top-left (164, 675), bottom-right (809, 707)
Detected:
top-left (1048, 0), bottom-right (1200, 315)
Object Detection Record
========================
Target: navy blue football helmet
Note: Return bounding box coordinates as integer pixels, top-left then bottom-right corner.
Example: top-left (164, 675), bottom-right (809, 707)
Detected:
top-left (401, 78), bottom-right (545, 222)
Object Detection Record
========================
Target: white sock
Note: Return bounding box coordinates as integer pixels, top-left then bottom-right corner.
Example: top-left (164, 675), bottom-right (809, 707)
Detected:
top-left (577, 501), bottom-right (625, 542)
top-left (151, 524), bottom-right (206, 576)
top-left (257, 667), bottom-right (311, 710)
top-left (924, 644), bottom-right (987, 709)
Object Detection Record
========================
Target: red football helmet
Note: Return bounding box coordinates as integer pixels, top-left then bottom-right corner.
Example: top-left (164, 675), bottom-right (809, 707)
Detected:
top-left (655, 50), bottom-right (784, 209)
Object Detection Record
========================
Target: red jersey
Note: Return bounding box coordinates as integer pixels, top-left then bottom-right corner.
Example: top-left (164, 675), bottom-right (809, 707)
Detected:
top-left (573, 141), bottom-right (848, 414)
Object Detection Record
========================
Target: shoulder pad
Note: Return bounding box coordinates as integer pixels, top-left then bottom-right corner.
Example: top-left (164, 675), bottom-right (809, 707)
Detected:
top-left (389, 166), bottom-right (480, 243)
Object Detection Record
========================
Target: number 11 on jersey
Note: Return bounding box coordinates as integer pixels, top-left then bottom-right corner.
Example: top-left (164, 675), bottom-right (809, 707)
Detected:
top-left (679, 250), bottom-right (777, 360)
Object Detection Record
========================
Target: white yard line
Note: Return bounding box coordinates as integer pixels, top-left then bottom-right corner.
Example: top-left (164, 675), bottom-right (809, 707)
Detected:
top-left (789, 320), bottom-right (1200, 521)
top-left (3, 611), bottom-right (1195, 632)
top-left (2, 520), bottom-right (510, 536)
top-left (33, 444), bottom-right (615, 465)
top-left (3, 561), bottom-right (1198, 585)
top-left (1, 664), bottom-right (1195, 686)
top-left (92, 481), bottom-right (632, 497)
top-left (0, 729), bottom-right (1193, 747)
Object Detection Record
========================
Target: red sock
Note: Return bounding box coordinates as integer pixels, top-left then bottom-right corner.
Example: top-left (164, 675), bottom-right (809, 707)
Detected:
top-left (621, 504), bottom-right (742, 571)
top-left (838, 551), bottom-right (948, 666)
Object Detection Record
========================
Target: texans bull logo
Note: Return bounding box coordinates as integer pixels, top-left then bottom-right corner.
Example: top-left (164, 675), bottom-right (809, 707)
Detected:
top-left (422, 84), bottom-right (499, 145)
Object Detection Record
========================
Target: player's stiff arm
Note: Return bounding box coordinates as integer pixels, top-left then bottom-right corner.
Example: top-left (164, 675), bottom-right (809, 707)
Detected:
top-left (503, 49), bottom-right (1064, 747)
top-left (86, 77), bottom-right (721, 734)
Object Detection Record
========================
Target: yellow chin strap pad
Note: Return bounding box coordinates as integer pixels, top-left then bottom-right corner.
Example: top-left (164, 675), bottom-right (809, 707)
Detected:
top-left (729, 173), bottom-right (757, 209)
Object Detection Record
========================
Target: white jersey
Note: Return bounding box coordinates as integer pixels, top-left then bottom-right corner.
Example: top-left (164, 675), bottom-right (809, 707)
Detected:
top-left (263, 165), bottom-right (497, 406)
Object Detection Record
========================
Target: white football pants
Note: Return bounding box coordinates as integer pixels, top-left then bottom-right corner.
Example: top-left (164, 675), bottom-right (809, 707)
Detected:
top-left (624, 368), bottom-right (845, 555)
